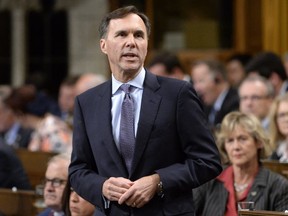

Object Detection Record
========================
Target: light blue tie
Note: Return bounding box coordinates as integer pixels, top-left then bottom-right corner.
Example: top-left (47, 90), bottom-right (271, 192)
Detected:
top-left (119, 84), bottom-right (135, 172)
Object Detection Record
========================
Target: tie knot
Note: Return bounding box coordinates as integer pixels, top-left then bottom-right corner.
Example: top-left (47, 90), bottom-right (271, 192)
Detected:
top-left (121, 84), bottom-right (132, 94)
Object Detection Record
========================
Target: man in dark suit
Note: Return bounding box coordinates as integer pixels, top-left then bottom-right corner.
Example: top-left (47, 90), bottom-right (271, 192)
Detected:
top-left (0, 97), bottom-right (33, 149)
top-left (190, 59), bottom-right (239, 131)
top-left (69, 6), bottom-right (222, 216)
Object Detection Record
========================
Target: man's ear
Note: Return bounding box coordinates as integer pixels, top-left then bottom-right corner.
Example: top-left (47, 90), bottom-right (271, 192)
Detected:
top-left (100, 39), bottom-right (107, 54)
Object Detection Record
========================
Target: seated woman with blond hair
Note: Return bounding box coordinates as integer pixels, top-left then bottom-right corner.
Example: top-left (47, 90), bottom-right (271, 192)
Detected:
top-left (193, 111), bottom-right (288, 216)
top-left (269, 93), bottom-right (288, 162)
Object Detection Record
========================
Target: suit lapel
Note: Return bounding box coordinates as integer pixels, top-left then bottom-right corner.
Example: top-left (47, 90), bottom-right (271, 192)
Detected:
top-left (95, 81), bottom-right (127, 175)
top-left (131, 72), bottom-right (161, 175)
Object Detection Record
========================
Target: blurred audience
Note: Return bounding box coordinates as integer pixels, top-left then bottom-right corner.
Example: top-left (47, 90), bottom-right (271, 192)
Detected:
top-left (238, 76), bottom-right (275, 136)
top-left (0, 139), bottom-right (31, 190)
top-left (25, 72), bottom-right (60, 116)
top-left (225, 53), bottom-right (252, 88)
top-left (0, 94), bottom-right (33, 148)
top-left (190, 59), bottom-right (239, 130)
top-left (0, 85), bottom-right (12, 100)
top-left (38, 153), bottom-right (70, 216)
top-left (269, 93), bottom-right (288, 162)
top-left (193, 111), bottom-right (288, 215)
top-left (62, 181), bottom-right (96, 216)
top-left (56, 75), bottom-right (80, 128)
top-left (5, 86), bottom-right (72, 153)
top-left (147, 51), bottom-right (192, 82)
top-left (75, 73), bottom-right (106, 96)
top-left (246, 51), bottom-right (288, 96)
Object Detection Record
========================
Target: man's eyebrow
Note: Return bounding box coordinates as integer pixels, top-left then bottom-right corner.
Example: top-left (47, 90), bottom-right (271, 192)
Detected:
top-left (135, 30), bottom-right (145, 35)
top-left (114, 30), bottom-right (126, 35)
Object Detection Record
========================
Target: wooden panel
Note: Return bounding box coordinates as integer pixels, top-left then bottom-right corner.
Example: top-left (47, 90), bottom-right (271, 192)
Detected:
top-left (239, 210), bottom-right (288, 216)
top-left (15, 149), bottom-right (57, 189)
top-left (0, 188), bottom-right (41, 216)
top-left (262, 160), bottom-right (288, 179)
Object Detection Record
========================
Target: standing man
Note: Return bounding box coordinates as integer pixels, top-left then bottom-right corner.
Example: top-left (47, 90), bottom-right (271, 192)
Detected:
top-left (69, 6), bottom-right (222, 216)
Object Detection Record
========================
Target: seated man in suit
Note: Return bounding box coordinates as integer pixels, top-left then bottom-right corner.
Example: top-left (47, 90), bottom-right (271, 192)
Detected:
top-left (0, 95), bottom-right (33, 149)
top-left (239, 76), bottom-right (275, 134)
top-left (190, 59), bottom-right (240, 131)
top-left (38, 153), bottom-right (70, 216)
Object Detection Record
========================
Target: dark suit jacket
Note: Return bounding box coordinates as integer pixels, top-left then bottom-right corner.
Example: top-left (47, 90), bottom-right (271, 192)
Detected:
top-left (37, 208), bottom-right (52, 216)
top-left (193, 167), bottom-right (288, 216)
top-left (6, 125), bottom-right (33, 148)
top-left (69, 71), bottom-right (222, 216)
top-left (37, 208), bottom-right (64, 216)
top-left (205, 87), bottom-right (239, 129)
top-left (0, 141), bottom-right (31, 189)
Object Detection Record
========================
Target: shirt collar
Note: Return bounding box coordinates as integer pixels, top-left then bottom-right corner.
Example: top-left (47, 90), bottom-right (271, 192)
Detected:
top-left (112, 67), bottom-right (145, 95)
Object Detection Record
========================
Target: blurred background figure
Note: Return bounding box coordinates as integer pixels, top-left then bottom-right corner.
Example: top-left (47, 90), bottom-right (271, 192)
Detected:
top-left (269, 93), bottom-right (288, 162)
top-left (225, 53), bottom-right (252, 88)
top-left (190, 59), bottom-right (239, 131)
top-left (283, 52), bottom-right (288, 77)
top-left (24, 72), bottom-right (60, 116)
top-left (5, 86), bottom-right (72, 153)
top-left (246, 51), bottom-right (288, 96)
top-left (0, 92), bottom-right (33, 148)
top-left (56, 75), bottom-right (80, 128)
top-left (0, 139), bottom-right (31, 190)
top-left (238, 76), bottom-right (275, 135)
top-left (193, 111), bottom-right (288, 215)
top-left (147, 51), bottom-right (192, 82)
top-left (0, 85), bottom-right (12, 100)
top-left (74, 73), bottom-right (106, 96)
top-left (38, 153), bottom-right (70, 216)
top-left (62, 181), bottom-right (96, 216)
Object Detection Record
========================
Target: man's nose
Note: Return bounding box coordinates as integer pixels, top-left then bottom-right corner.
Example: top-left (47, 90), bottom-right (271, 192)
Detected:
top-left (126, 34), bottom-right (136, 47)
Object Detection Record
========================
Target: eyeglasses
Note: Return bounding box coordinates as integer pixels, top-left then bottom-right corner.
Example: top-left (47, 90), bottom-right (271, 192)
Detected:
top-left (43, 178), bottom-right (67, 187)
top-left (239, 95), bottom-right (269, 101)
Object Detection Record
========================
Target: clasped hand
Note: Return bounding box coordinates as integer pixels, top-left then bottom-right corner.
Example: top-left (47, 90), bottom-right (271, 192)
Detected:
top-left (102, 174), bottom-right (159, 208)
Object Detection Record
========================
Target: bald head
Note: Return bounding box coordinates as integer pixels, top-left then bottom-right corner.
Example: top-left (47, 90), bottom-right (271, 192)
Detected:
top-left (75, 73), bottom-right (106, 95)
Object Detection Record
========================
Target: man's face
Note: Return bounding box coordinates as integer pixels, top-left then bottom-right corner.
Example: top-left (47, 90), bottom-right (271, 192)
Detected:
top-left (100, 13), bottom-right (148, 77)
top-left (191, 64), bottom-right (218, 106)
top-left (226, 60), bottom-right (245, 87)
top-left (43, 160), bottom-right (68, 211)
top-left (239, 81), bottom-right (272, 120)
top-left (58, 84), bottom-right (75, 113)
top-left (149, 64), bottom-right (169, 77)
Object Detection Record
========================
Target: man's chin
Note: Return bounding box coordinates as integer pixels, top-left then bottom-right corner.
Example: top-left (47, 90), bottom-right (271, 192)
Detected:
top-left (45, 199), bottom-right (60, 209)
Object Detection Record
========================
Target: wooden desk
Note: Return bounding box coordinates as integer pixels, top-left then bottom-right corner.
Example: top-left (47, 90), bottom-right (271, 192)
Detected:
top-left (0, 188), bottom-right (44, 216)
top-left (239, 210), bottom-right (288, 216)
top-left (15, 149), bottom-right (57, 189)
top-left (262, 160), bottom-right (288, 179)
